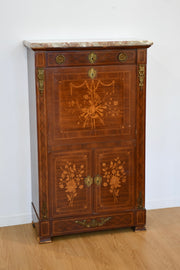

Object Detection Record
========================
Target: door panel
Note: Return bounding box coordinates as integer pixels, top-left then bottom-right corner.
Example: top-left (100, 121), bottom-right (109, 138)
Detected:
top-left (94, 146), bottom-right (135, 213)
top-left (49, 150), bottom-right (92, 218)
top-left (46, 65), bottom-right (136, 145)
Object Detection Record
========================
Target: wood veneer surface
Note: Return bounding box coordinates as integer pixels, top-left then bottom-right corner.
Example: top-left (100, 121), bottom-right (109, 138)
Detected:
top-left (26, 43), bottom-right (152, 241)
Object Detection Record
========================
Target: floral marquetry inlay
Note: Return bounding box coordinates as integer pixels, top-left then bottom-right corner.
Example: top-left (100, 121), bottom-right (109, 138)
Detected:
top-left (102, 157), bottom-right (127, 203)
top-left (56, 161), bottom-right (85, 207)
top-left (69, 80), bottom-right (121, 129)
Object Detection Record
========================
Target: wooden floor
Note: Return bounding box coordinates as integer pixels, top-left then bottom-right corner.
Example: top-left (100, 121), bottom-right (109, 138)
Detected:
top-left (0, 208), bottom-right (180, 270)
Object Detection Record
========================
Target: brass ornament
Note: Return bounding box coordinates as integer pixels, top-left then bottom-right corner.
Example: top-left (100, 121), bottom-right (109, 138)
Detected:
top-left (75, 217), bottom-right (111, 228)
top-left (37, 68), bottom-right (44, 95)
top-left (118, 52), bottom-right (127, 62)
top-left (138, 65), bottom-right (145, 90)
top-left (41, 200), bottom-right (47, 219)
top-left (88, 52), bottom-right (97, 64)
top-left (84, 176), bottom-right (93, 187)
top-left (94, 175), bottom-right (102, 185)
top-left (56, 54), bottom-right (65, 64)
top-left (88, 68), bottom-right (97, 79)
top-left (137, 191), bottom-right (143, 209)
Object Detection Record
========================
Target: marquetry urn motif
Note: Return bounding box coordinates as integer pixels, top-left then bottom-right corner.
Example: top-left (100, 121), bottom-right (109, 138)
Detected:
top-left (69, 79), bottom-right (122, 129)
top-left (25, 40), bottom-right (152, 243)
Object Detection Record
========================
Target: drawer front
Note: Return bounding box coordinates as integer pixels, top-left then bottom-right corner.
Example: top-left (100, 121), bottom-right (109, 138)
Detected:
top-left (46, 50), bottom-right (136, 67)
top-left (52, 212), bottom-right (134, 236)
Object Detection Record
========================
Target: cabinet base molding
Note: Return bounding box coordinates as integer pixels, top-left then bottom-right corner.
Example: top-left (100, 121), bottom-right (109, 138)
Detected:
top-left (32, 203), bottom-right (147, 242)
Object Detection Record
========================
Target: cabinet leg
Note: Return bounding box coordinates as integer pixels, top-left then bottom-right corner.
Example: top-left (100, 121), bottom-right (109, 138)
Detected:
top-left (32, 221), bottom-right (35, 228)
top-left (132, 226), bottom-right (146, 232)
top-left (38, 237), bottom-right (52, 244)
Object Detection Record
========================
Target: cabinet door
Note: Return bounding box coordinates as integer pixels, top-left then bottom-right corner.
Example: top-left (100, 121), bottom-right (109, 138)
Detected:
top-left (46, 65), bottom-right (136, 145)
top-left (48, 150), bottom-right (93, 218)
top-left (94, 146), bottom-right (135, 214)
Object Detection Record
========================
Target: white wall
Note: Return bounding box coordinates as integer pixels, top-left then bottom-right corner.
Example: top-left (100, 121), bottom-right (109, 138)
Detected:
top-left (0, 0), bottom-right (180, 226)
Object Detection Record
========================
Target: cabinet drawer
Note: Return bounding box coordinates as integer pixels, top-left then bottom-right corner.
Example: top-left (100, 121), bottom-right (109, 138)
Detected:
top-left (46, 50), bottom-right (136, 67)
top-left (52, 212), bottom-right (134, 236)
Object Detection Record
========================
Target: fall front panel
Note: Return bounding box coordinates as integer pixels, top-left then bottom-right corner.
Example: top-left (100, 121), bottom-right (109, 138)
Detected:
top-left (94, 146), bottom-right (135, 213)
top-left (48, 150), bottom-right (93, 218)
top-left (46, 65), bottom-right (136, 145)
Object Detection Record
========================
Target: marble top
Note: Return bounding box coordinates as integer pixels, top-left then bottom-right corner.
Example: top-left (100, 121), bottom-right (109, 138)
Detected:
top-left (23, 40), bottom-right (153, 50)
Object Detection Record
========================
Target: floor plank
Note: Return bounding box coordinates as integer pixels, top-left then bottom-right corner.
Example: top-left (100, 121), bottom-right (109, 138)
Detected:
top-left (0, 208), bottom-right (180, 270)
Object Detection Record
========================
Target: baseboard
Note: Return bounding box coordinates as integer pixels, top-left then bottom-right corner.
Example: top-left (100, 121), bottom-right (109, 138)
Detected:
top-left (0, 213), bottom-right (32, 227)
top-left (146, 198), bottom-right (180, 210)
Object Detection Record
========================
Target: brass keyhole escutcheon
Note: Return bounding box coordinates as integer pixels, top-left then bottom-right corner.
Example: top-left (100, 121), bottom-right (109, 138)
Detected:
top-left (88, 52), bottom-right (97, 64)
top-left (56, 54), bottom-right (65, 64)
top-left (118, 52), bottom-right (127, 62)
top-left (84, 176), bottom-right (93, 187)
top-left (94, 175), bottom-right (102, 185)
top-left (88, 68), bottom-right (97, 79)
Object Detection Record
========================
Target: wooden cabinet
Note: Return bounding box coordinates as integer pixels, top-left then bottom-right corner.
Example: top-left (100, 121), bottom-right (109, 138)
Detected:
top-left (24, 40), bottom-right (153, 243)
